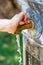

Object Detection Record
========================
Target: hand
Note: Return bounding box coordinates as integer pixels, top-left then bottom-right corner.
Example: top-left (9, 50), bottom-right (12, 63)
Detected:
top-left (9, 12), bottom-right (26, 34)
top-left (0, 12), bottom-right (30, 34)
top-left (10, 12), bottom-right (30, 34)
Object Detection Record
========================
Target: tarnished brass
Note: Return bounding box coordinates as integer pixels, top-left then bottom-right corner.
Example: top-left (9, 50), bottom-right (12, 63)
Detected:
top-left (15, 20), bottom-right (34, 34)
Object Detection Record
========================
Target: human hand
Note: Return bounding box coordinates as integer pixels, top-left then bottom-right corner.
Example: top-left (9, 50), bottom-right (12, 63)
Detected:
top-left (9, 12), bottom-right (30, 34)
top-left (0, 12), bottom-right (30, 34)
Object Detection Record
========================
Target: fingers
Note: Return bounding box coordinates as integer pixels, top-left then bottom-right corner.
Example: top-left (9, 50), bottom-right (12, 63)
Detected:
top-left (11, 12), bottom-right (25, 23)
top-left (22, 15), bottom-right (30, 24)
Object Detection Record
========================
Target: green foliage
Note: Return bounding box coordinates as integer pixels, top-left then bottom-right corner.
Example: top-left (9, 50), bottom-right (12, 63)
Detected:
top-left (0, 32), bottom-right (23, 65)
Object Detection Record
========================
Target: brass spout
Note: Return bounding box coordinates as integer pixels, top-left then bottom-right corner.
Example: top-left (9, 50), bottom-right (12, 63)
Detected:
top-left (15, 20), bottom-right (34, 34)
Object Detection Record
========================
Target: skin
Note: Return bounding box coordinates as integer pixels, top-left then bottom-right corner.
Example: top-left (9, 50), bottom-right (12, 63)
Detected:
top-left (0, 12), bottom-right (27, 34)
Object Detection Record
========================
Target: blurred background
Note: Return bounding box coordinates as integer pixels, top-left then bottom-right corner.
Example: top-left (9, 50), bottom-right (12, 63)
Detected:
top-left (0, 0), bottom-right (20, 19)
